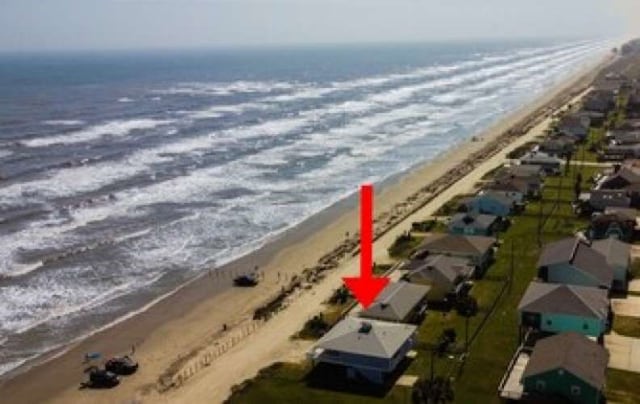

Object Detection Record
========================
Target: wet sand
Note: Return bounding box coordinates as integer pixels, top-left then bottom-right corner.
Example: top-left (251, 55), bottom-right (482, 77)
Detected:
top-left (0, 52), bottom-right (613, 404)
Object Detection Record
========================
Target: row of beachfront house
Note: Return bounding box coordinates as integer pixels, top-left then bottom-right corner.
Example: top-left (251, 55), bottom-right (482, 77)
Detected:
top-left (496, 79), bottom-right (640, 403)
top-left (305, 73), bottom-right (639, 395)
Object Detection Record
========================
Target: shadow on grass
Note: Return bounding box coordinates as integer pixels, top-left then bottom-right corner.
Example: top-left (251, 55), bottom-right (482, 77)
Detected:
top-left (305, 357), bottom-right (414, 398)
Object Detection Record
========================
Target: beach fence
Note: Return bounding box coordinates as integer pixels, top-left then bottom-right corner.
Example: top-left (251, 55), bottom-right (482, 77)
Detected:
top-left (158, 318), bottom-right (266, 392)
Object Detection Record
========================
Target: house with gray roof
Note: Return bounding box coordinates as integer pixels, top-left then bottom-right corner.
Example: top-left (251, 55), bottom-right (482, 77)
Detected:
top-left (537, 237), bottom-right (614, 289)
top-left (414, 234), bottom-right (496, 270)
top-left (589, 209), bottom-right (637, 242)
top-left (608, 130), bottom-right (640, 146)
top-left (538, 136), bottom-right (576, 158)
top-left (519, 151), bottom-right (562, 175)
top-left (557, 115), bottom-right (590, 141)
top-left (521, 332), bottom-right (608, 404)
top-left (591, 237), bottom-right (631, 291)
top-left (308, 317), bottom-right (417, 384)
top-left (485, 177), bottom-right (529, 203)
top-left (518, 282), bottom-right (609, 337)
top-left (358, 281), bottom-right (429, 324)
top-left (578, 190), bottom-right (632, 213)
top-left (598, 166), bottom-right (640, 190)
top-left (403, 254), bottom-right (475, 303)
top-left (448, 212), bottom-right (499, 236)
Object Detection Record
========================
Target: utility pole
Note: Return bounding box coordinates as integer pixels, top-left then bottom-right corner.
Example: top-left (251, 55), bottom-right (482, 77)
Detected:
top-left (509, 239), bottom-right (515, 294)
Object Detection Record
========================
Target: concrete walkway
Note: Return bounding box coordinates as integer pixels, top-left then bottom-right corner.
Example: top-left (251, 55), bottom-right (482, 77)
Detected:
top-left (612, 296), bottom-right (640, 318)
top-left (628, 279), bottom-right (640, 294)
top-left (605, 331), bottom-right (640, 373)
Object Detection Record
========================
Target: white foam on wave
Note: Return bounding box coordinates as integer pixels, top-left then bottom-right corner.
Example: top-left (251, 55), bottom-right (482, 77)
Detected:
top-left (117, 97), bottom-right (134, 103)
top-left (0, 40), bottom-right (612, 374)
top-left (23, 118), bottom-right (175, 148)
top-left (0, 40), bottom-right (608, 210)
top-left (156, 81), bottom-right (299, 97)
top-left (43, 120), bottom-right (85, 126)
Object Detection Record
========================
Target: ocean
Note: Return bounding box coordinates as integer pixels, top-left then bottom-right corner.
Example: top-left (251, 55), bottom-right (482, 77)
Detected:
top-left (0, 39), bottom-right (611, 376)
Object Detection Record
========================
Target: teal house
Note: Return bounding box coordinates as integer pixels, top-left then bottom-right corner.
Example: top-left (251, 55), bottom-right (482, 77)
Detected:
top-left (522, 332), bottom-right (608, 404)
top-left (592, 237), bottom-right (631, 292)
top-left (537, 238), bottom-right (614, 290)
top-left (466, 191), bottom-right (514, 218)
top-left (447, 212), bottom-right (498, 236)
top-left (518, 282), bottom-right (609, 338)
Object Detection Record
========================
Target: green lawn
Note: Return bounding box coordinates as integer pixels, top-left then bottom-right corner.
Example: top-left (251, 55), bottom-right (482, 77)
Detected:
top-left (227, 164), bottom-right (640, 404)
top-left (613, 316), bottom-right (640, 339)
top-left (574, 127), bottom-right (606, 163)
top-left (607, 369), bottom-right (640, 404)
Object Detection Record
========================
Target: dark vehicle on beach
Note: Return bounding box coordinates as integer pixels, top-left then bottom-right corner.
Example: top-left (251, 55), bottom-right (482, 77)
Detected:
top-left (84, 367), bottom-right (120, 388)
top-left (105, 355), bottom-right (139, 375)
top-left (233, 274), bottom-right (259, 287)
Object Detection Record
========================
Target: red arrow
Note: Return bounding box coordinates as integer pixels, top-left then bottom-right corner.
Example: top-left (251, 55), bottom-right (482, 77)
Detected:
top-left (343, 183), bottom-right (389, 309)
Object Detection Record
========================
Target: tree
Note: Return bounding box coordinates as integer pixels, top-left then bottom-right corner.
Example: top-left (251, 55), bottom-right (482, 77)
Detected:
top-left (456, 296), bottom-right (478, 352)
top-left (574, 172), bottom-right (583, 201)
top-left (412, 376), bottom-right (455, 403)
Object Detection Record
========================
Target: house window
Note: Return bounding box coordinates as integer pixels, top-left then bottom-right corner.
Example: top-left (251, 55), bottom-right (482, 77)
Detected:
top-left (546, 319), bottom-right (552, 326)
top-left (583, 323), bottom-right (589, 330)
top-left (571, 385), bottom-right (581, 396)
top-left (536, 380), bottom-right (546, 392)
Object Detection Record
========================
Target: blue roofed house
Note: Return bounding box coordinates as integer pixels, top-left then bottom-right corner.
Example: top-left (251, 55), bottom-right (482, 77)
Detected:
top-left (447, 212), bottom-right (499, 236)
top-left (591, 237), bottom-right (631, 292)
top-left (536, 238), bottom-right (614, 290)
top-left (518, 281), bottom-right (609, 338)
top-left (466, 191), bottom-right (515, 217)
top-left (308, 317), bottom-right (417, 384)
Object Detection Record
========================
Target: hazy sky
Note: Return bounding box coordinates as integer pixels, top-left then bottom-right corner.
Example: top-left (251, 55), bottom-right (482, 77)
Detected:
top-left (1, 0), bottom-right (639, 51)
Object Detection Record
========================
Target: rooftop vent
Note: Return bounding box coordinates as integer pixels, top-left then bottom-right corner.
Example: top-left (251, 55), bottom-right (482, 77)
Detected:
top-left (358, 322), bottom-right (373, 334)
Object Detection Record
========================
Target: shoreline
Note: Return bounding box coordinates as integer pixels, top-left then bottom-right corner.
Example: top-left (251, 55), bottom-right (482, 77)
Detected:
top-left (0, 51), bottom-right (614, 403)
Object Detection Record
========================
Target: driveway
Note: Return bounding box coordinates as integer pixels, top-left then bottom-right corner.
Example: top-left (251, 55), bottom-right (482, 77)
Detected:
top-left (605, 332), bottom-right (640, 373)
top-left (611, 296), bottom-right (640, 318)
top-left (629, 279), bottom-right (640, 294)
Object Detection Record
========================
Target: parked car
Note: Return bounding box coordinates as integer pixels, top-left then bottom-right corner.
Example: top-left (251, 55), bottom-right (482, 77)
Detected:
top-left (85, 367), bottom-right (120, 388)
top-left (233, 274), bottom-right (259, 287)
top-left (105, 355), bottom-right (139, 375)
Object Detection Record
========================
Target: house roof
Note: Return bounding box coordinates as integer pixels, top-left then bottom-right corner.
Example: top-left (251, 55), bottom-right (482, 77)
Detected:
top-left (486, 177), bottom-right (530, 194)
top-left (604, 207), bottom-right (638, 222)
top-left (497, 164), bottom-right (544, 179)
top-left (522, 332), bottom-right (608, 390)
top-left (449, 212), bottom-right (498, 231)
top-left (601, 166), bottom-right (640, 188)
top-left (557, 115), bottom-right (589, 133)
top-left (313, 317), bottom-right (417, 359)
top-left (536, 238), bottom-right (614, 286)
top-left (471, 191), bottom-right (515, 207)
top-left (518, 281), bottom-right (609, 320)
top-left (520, 151), bottom-right (563, 165)
top-left (591, 238), bottom-right (631, 270)
top-left (359, 282), bottom-right (430, 322)
top-left (406, 254), bottom-right (474, 287)
top-left (416, 234), bottom-right (496, 258)
top-left (588, 190), bottom-right (631, 207)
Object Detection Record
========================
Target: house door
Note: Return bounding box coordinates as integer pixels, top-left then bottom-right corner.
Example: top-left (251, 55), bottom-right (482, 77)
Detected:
top-left (523, 312), bottom-right (541, 329)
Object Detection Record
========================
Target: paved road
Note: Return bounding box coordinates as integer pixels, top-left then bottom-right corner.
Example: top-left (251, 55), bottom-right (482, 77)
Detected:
top-left (606, 331), bottom-right (640, 373)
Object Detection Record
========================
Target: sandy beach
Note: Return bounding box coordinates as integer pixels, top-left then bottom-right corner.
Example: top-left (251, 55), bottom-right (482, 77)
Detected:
top-left (0, 52), bottom-right (614, 404)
